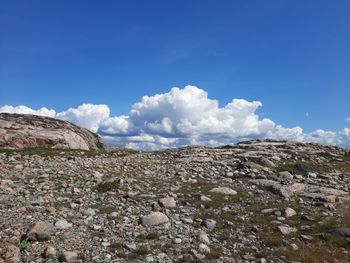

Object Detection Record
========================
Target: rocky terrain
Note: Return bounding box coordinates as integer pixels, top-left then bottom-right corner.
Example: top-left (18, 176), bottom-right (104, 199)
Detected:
top-left (0, 113), bottom-right (104, 150)
top-left (1, 139), bottom-right (350, 263)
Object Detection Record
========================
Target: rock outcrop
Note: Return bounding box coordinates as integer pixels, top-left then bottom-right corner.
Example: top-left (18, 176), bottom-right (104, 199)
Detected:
top-left (0, 113), bottom-right (104, 150)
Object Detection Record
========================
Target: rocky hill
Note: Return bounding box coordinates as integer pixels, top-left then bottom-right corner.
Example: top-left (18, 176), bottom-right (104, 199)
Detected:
top-left (0, 113), bottom-right (104, 150)
top-left (0, 140), bottom-right (350, 262)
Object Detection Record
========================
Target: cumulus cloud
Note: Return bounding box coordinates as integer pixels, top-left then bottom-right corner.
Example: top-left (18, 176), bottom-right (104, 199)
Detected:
top-left (55, 104), bottom-right (110, 133)
top-left (0, 105), bottom-right (56, 117)
top-left (126, 86), bottom-right (275, 139)
top-left (1, 85), bottom-right (349, 150)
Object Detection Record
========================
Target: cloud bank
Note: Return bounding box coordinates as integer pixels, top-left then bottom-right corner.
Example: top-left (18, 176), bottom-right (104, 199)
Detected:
top-left (1, 85), bottom-right (349, 150)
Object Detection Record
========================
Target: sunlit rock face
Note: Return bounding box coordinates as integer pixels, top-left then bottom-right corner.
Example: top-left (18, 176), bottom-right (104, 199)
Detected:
top-left (0, 113), bottom-right (104, 150)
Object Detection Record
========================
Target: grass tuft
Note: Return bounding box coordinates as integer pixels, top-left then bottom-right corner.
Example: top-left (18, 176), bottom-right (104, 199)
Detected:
top-left (16, 240), bottom-right (31, 252)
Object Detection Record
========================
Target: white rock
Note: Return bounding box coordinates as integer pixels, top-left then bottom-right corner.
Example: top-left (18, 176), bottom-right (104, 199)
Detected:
top-left (198, 243), bottom-right (211, 254)
top-left (278, 225), bottom-right (297, 235)
top-left (174, 238), bottom-right (182, 244)
top-left (83, 208), bottom-right (96, 217)
top-left (55, 219), bottom-right (72, 230)
top-left (291, 243), bottom-right (299, 251)
top-left (279, 171), bottom-right (294, 180)
top-left (60, 251), bottom-right (78, 263)
top-left (210, 187), bottom-right (237, 195)
top-left (124, 243), bottom-right (137, 251)
top-left (141, 212), bottom-right (169, 226)
top-left (158, 197), bottom-right (176, 208)
top-left (284, 207), bottom-right (297, 218)
top-left (198, 230), bottom-right (210, 244)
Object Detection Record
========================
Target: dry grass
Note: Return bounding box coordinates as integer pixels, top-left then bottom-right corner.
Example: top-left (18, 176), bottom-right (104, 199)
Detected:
top-left (282, 241), bottom-right (350, 263)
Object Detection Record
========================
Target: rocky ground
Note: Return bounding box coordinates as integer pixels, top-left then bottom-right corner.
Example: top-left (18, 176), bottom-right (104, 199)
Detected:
top-left (1, 140), bottom-right (350, 263)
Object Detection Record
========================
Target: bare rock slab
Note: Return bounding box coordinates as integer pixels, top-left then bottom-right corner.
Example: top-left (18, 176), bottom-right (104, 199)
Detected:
top-left (0, 113), bottom-right (104, 150)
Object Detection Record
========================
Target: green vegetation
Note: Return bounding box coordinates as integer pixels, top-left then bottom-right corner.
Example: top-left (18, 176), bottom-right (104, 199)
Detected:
top-left (0, 146), bottom-right (139, 158)
top-left (136, 232), bottom-right (159, 242)
top-left (276, 162), bottom-right (329, 175)
top-left (176, 255), bottom-right (202, 263)
top-left (282, 241), bottom-right (350, 263)
top-left (203, 247), bottom-right (221, 259)
top-left (267, 207), bottom-right (350, 262)
top-left (0, 147), bottom-right (56, 156)
top-left (129, 245), bottom-right (149, 258)
top-left (16, 240), bottom-right (31, 252)
top-left (261, 232), bottom-right (283, 247)
top-left (344, 151), bottom-right (350, 161)
top-left (97, 206), bottom-right (117, 214)
top-left (249, 214), bottom-right (275, 227)
top-left (96, 181), bottom-right (120, 192)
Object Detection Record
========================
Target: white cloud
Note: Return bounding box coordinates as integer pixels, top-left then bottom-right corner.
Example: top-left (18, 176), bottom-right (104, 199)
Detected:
top-left (56, 104), bottom-right (110, 133)
top-left (1, 86), bottom-right (349, 150)
top-left (0, 105), bottom-right (56, 117)
top-left (99, 116), bottom-right (129, 134)
top-left (126, 86), bottom-right (275, 139)
top-left (346, 117), bottom-right (350, 123)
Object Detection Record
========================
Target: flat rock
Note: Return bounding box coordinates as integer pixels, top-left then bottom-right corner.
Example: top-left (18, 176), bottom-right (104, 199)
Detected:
top-left (210, 187), bottom-right (237, 195)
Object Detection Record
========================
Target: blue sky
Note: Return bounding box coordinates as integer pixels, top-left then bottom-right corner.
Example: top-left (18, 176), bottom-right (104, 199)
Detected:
top-left (0, 1), bottom-right (349, 149)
